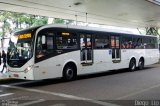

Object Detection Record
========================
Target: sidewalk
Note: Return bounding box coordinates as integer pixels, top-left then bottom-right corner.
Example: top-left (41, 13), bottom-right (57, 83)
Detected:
top-left (0, 63), bottom-right (9, 80)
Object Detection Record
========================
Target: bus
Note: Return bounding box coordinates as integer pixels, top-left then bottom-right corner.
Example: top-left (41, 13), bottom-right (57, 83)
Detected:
top-left (7, 24), bottom-right (159, 80)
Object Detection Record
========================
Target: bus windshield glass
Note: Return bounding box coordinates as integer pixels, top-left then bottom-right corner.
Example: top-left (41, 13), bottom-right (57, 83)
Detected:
top-left (7, 27), bottom-right (41, 68)
top-left (8, 33), bottom-right (33, 60)
top-left (7, 32), bottom-right (34, 67)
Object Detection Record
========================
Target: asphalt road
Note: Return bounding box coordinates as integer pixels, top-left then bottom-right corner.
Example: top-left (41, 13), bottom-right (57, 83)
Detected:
top-left (0, 64), bottom-right (160, 106)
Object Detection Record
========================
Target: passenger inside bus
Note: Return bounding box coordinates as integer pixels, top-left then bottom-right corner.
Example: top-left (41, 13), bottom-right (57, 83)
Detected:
top-left (36, 36), bottom-right (46, 58)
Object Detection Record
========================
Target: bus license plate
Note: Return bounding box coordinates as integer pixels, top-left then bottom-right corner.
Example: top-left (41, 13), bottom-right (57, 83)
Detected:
top-left (13, 74), bottom-right (19, 77)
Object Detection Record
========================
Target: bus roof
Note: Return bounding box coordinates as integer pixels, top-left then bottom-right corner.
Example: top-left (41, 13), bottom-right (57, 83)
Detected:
top-left (16, 24), bottom-right (157, 38)
top-left (39, 24), bottom-right (157, 37)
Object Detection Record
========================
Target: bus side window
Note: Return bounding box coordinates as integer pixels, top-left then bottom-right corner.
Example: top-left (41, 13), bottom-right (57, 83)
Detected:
top-left (56, 32), bottom-right (78, 49)
top-left (36, 31), bottom-right (55, 59)
top-left (94, 34), bottom-right (110, 49)
top-left (132, 37), bottom-right (143, 49)
top-left (121, 36), bottom-right (132, 49)
top-left (36, 35), bottom-right (44, 58)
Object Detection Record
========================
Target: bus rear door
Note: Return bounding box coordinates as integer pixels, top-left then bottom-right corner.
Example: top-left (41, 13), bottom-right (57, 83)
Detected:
top-left (80, 33), bottom-right (93, 65)
top-left (111, 35), bottom-right (121, 63)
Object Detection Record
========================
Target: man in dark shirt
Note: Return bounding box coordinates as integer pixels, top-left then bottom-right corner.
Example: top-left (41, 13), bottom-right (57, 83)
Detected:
top-left (1, 50), bottom-right (6, 73)
top-left (0, 51), bottom-right (1, 65)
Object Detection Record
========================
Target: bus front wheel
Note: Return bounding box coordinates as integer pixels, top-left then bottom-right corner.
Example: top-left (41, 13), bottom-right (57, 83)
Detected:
top-left (129, 59), bottom-right (136, 72)
top-left (63, 65), bottom-right (76, 81)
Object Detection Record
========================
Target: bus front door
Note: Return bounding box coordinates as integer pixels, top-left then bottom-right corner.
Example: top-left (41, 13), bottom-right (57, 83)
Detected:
top-left (111, 36), bottom-right (121, 63)
top-left (80, 34), bottom-right (93, 65)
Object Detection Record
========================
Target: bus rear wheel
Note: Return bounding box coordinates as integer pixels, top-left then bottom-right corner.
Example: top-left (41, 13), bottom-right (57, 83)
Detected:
top-left (63, 65), bottom-right (76, 81)
top-left (129, 59), bottom-right (136, 72)
top-left (138, 59), bottom-right (144, 70)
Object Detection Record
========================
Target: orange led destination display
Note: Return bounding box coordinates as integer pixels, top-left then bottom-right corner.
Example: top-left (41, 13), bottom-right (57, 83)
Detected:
top-left (61, 32), bottom-right (70, 36)
top-left (16, 33), bottom-right (31, 39)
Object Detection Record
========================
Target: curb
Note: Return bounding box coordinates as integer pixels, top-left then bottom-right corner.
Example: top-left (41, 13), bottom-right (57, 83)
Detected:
top-left (0, 78), bottom-right (12, 81)
top-left (0, 79), bottom-right (12, 81)
top-left (0, 73), bottom-right (12, 81)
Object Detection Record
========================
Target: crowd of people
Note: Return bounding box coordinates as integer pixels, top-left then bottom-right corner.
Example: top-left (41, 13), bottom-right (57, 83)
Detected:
top-left (0, 50), bottom-right (7, 73)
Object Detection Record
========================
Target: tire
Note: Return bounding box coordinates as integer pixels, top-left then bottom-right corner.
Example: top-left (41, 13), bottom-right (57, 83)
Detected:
top-left (63, 65), bottom-right (76, 81)
top-left (129, 59), bottom-right (136, 72)
top-left (138, 59), bottom-right (144, 70)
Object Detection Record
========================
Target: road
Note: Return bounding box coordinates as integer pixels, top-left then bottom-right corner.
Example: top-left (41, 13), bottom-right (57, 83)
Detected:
top-left (0, 64), bottom-right (160, 106)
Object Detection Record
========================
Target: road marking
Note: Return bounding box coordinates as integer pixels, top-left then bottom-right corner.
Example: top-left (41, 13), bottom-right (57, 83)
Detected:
top-left (50, 104), bottom-right (66, 106)
top-left (0, 93), bottom-right (14, 97)
top-left (1, 85), bottom-right (121, 106)
top-left (116, 83), bottom-right (160, 100)
top-left (0, 90), bottom-right (2, 92)
top-left (18, 99), bottom-right (45, 106)
top-left (9, 80), bottom-right (41, 86)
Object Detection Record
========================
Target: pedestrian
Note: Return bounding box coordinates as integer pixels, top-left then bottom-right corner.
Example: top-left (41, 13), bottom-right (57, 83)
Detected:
top-left (0, 51), bottom-right (1, 65)
top-left (1, 50), bottom-right (6, 73)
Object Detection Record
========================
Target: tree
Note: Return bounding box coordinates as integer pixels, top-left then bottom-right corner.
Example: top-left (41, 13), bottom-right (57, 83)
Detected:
top-left (10, 12), bottom-right (32, 31)
top-left (53, 18), bottom-right (74, 25)
top-left (0, 11), bottom-right (12, 50)
top-left (146, 27), bottom-right (160, 36)
top-left (32, 16), bottom-right (48, 26)
top-left (54, 18), bottom-right (65, 24)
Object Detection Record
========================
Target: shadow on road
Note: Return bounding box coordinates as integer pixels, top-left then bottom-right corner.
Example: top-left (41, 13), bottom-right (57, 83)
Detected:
top-left (0, 65), bottom-right (156, 88)
top-left (77, 66), bottom-right (155, 80)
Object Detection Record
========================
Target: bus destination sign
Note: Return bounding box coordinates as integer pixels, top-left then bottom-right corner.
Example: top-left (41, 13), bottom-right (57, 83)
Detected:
top-left (16, 33), bottom-right (31, 39)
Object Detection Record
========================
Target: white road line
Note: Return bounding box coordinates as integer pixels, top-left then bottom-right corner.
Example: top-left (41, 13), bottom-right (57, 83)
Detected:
top-left (50, 104), bottom-right (66, 106)
top-left (0, 93), bottom-right (14, 97)
top-left (18, 99), bottom-right (45, 106)
top-left (116, 83), bottom-right (160, 100)
top-left (10, 80), bottom-right (41, 86)
top-left (1, 85), bottom-right (121, 106)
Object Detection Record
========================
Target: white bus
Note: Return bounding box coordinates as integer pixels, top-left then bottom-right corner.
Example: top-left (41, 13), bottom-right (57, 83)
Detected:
top-left (7, 24), bottom-right (159, 80)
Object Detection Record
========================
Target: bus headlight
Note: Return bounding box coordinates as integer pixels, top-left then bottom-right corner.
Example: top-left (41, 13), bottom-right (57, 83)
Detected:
top-left (24, 65), bottom-right (33, 73)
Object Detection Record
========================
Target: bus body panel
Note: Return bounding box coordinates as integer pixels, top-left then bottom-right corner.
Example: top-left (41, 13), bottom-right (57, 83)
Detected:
top-left (32, 49), bottom-right (158, 80)
top-left (144, 49), bottom-right (159, 65)
top-left (33, 51), bottom-right (80, 80)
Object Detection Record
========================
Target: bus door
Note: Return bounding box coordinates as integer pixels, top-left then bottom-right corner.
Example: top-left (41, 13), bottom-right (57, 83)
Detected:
top-left (111, 35), bottom-right (121, 63)
top-left (80, 34), bottom-right (93, 65)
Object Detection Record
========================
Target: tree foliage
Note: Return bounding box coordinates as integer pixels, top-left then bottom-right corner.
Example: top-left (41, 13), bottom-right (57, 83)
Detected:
top-left (0, 11), bottom-right (49, 37)
top-left (32, 16), bottom-right (48, 27)
top-left (54, 18), bottom-right (65, 24)
top-left (0, 11), bottom-right (12, 37)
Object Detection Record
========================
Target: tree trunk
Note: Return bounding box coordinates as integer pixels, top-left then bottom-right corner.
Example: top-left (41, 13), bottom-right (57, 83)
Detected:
top-left (1, 20), bottom-right (6, 51)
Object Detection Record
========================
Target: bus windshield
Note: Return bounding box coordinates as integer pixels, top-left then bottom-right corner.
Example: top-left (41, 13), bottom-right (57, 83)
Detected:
top-left (7, 32), bottom-right (34, 67)
top-left (9, 36), bottom-right (33, 60)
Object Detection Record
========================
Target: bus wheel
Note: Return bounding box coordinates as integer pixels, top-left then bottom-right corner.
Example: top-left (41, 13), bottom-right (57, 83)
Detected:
top-left (129, 59), bottom-right (136, 72)
top-left (63, 66), bottom-right (76, 81)
top-left (138, 59), bottom-right (144, 70)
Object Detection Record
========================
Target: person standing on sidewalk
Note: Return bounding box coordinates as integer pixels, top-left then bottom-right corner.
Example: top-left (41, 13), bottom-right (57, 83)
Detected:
top-left (0, 51), bottom-right (1, 65)
top-left (1, 50), bottom-right (6, 73)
